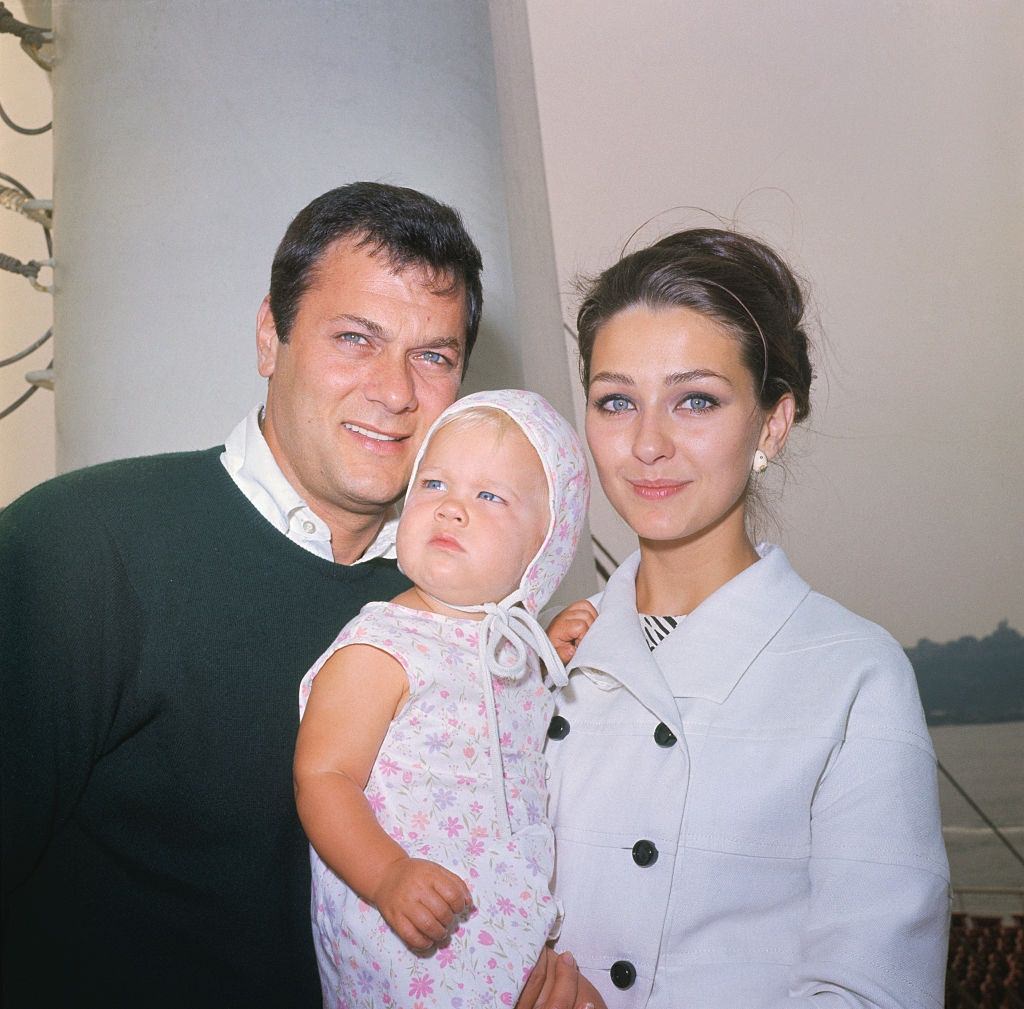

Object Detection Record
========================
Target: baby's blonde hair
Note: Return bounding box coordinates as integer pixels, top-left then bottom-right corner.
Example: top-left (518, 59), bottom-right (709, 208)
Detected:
top-left (433, 405), bottom-right (521, 445)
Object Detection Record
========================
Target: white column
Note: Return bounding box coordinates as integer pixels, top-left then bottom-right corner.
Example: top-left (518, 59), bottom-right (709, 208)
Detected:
top-left (51, 0), bottom-right (593, 600)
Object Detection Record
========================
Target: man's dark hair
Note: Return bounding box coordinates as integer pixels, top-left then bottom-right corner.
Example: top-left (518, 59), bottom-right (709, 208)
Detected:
top-left (269, 182), bottom-right (484, 370)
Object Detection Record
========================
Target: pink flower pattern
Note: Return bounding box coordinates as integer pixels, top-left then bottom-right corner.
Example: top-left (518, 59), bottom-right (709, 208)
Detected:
top-left (299, 390), bottom-right (588, 1008)
top-left (299, 604), bottom-right (558, 1008)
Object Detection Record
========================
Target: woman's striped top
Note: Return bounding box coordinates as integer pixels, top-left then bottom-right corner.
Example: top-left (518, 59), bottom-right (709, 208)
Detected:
top-left (639, 613), bottom-right (684, 651)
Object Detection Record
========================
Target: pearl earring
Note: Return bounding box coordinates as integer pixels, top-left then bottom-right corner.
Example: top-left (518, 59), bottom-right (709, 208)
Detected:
top-left (752, 449), bottom-right (769, 474)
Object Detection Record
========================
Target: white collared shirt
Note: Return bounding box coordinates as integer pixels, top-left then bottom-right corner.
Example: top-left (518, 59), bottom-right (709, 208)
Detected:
top-left (220, 405), bottom-right (398, 564)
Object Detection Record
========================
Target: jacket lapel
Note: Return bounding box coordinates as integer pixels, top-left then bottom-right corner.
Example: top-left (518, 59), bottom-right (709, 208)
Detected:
top-left (654, 544), bottom-right (811, 702)
top-left (569, 550), bottom-right (684, 737)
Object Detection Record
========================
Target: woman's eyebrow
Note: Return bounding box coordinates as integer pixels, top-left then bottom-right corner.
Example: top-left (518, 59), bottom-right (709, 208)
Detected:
top-left (589, 371), bottom-right (635, 386)
top-left (590, 369), bottom-right (732, 386)
top-left (666, 369), bottom-right (732, 386)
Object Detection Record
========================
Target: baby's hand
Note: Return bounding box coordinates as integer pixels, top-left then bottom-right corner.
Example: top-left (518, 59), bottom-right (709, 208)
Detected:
top-left (547, 600), bottom-right (598, 663)
top-left (373, 856), bottom-right (472, 951)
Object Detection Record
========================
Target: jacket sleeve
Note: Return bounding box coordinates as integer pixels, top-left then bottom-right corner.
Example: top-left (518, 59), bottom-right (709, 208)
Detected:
top-left (778, 641), bottom-right (951, 1009)
top-left (1, 479), bottom-right (141, 918)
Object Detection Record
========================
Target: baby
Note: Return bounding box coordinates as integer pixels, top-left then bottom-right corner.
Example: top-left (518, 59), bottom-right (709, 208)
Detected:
top-left (295, 389), bottom-right (590, 1008)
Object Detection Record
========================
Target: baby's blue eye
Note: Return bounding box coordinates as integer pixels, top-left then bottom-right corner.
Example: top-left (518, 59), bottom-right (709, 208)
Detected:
top-left (478, 491), bottom-right (504, 503)
top-left (423, 478), bottom-right (445, 491)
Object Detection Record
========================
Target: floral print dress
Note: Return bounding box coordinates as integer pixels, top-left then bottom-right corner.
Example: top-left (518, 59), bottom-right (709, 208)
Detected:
top-left (299, 601), bottom-right (558, 1009)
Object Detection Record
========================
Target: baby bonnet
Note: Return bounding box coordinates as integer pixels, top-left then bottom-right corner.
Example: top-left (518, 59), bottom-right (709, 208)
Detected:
top-left (404, 388), bottom-right (590, 684)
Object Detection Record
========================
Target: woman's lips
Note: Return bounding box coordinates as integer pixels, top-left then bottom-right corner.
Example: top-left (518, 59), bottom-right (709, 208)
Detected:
top-left (628, 480), bottom-right (689, 500)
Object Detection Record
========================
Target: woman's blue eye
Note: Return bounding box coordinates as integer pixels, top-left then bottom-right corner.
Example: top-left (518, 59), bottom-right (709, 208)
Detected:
top-left (682, 394), bottom-right (716, 413)
top-left (477, 490), bottom-right (504, 503)
top-left (598, 395), bottom-right (633, 413)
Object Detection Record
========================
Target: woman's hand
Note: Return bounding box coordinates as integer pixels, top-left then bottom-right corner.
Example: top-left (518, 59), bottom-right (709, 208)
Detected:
top-left (575, 974), bottom-right (607, 1009)
top-left (516, 947), bottom-right (607, 1009)
top-left (372, 856), bottom-right (472, 952)
top-left (547, 600), bottom-right (599, 663)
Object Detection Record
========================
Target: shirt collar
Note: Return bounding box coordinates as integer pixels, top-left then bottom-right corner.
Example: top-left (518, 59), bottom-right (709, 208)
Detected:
top-left (569, 549), bottom-right (684, 736)
top-left (359, 515), bottom-right (399, 563)
top-left (653, 543), bottom-right (810, 702)
top-left (569, 544), bottom-right (810, 715)
top-left (222, 406), bottom-right (310, 526)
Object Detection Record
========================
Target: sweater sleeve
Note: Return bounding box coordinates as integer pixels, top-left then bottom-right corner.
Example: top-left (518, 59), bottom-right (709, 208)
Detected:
top-left (778, 641), bottom-right (951, 1009)
top-left (1, 478), bottom-right (141, 915)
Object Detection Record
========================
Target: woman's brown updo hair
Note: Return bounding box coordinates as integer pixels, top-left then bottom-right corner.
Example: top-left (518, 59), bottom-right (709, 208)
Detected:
top-left (576, 228), bottom-right (813, 421)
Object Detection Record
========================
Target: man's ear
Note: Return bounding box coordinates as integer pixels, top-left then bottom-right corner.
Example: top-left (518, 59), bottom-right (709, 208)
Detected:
top-left (256, 296), bottom-right (279, 379)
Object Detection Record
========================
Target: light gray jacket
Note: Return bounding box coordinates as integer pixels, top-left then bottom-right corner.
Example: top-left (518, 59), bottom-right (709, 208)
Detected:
top-left (547, 544), bottom-right (950, 1009)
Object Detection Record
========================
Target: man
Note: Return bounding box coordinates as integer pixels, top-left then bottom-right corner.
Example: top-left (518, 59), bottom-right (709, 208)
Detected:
top-left (0, 182), bottom-right (481, 1007)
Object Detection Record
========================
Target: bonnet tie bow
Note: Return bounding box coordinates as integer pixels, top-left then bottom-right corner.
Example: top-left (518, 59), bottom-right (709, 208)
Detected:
top-left (424, 591), bottom-right (568, 838)
top-left (474, 596), bottom-right (569, 689)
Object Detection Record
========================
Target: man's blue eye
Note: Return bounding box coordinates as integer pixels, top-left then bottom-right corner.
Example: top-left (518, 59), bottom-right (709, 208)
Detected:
top-left (339, 332), bottom-right (368, 344)
top-left (420, 351), bottom-right (451, 366)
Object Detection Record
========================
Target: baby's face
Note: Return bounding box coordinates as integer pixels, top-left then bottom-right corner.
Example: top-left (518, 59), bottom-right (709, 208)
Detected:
top-left (397, 421), bottom-right (550, 608)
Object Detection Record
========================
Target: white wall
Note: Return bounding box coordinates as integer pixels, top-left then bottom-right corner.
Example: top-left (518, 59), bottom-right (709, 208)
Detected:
top-left (527, 0), bottom-right (1023, 645)
top-left (0, 0), bottom-right (54, 506)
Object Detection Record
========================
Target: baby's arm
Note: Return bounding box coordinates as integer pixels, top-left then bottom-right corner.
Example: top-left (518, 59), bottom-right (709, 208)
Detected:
top-left (546, 600), bottom-right (598, 663)
top-left (294, 644), bottom-right (472, 951)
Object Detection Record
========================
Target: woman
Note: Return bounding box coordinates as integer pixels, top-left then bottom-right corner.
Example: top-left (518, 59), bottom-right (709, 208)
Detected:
top-left (544, 229), bottom-right (950, 1008)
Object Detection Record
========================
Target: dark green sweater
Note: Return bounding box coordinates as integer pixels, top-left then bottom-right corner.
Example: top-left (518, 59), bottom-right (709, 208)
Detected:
top-left (0, 448), bottom-right (410, 1008)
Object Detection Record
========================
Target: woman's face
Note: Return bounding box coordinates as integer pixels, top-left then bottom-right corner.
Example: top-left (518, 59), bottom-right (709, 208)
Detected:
top-left (585, 304), bottom-right (784, 547)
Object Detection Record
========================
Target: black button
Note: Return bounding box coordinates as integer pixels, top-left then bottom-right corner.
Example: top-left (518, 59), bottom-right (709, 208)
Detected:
top-left (654, 722), bottom-right (677, 747)
top-left (631, 839), bottom-right (658, 867)
top-left (610, 960), bottom-right (637, 990)
top-left (547, 715), bottom-right (570, 740)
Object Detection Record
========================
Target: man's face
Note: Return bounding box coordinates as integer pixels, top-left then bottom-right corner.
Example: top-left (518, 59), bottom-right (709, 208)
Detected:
top-left (256, 237), bottom-right (467, 530)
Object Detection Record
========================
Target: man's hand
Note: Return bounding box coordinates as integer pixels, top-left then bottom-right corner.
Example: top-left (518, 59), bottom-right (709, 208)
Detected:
top-left (547, 600), bottom-right (598, 663)
top-left (516, 947), bottom-right (608, 1009)
top-left (372, 856), bottom-right (471, 951)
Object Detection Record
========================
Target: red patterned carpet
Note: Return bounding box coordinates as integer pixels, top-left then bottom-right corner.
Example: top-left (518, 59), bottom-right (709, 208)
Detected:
top-left (947, 914), bottom-right (1024, 1008)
